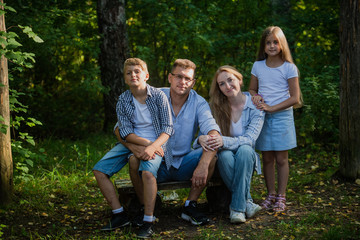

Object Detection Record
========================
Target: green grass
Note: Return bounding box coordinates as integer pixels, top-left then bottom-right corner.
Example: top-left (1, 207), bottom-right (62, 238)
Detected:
top-left (1, 134), bottom-right (359, 239)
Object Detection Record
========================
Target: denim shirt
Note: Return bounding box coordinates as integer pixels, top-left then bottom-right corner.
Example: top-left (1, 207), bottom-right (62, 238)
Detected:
top-left (161, 88), bottom-right (221, 169)
top-left (116, 84), bottom-right (174, 168)
top-left (193, 92), bottom-right (265, 174)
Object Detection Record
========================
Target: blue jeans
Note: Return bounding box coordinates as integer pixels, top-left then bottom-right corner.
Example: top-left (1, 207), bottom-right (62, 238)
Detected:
top-left (139, 154), bottom-right (164, 178)
top-left (92, 143), bottom-right (131, 177)
top-left (217, 145), bottom-right (256, 212)
top-left (157, 148), bottom-right (203, 183)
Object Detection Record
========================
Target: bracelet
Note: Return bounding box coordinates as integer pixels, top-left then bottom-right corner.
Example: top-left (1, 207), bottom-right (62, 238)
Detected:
top-left (255, 93), bottom-right (263, 98)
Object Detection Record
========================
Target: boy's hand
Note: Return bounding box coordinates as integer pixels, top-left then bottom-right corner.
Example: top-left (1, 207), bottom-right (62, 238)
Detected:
top-left (142, 145), bottom-right (157, 160)
top-left (154, 146), bottom-right (164, 157)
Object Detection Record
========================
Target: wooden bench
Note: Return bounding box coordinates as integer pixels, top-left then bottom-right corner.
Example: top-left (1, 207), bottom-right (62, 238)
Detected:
top-left (115, 176), bottom-right (231, 214)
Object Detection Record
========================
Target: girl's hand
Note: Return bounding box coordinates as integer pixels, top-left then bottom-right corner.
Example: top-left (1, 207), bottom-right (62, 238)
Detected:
top-left (257, 102), bottom-right (273, 112)
top-left (251, 95), bottom-right (264, 106)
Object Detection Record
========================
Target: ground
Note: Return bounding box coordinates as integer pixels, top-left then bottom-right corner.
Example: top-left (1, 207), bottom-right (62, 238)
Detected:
top-left (1, 172), bottom-right (359, 239)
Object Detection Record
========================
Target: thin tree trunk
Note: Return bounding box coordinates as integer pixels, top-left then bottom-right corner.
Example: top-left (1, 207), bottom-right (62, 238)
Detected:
top-left (0, 0), bottom-right (13, 205)
top-left (97, 0), bottom-right (129, 131)
top-left (339, 0), bottom-right (360, 179)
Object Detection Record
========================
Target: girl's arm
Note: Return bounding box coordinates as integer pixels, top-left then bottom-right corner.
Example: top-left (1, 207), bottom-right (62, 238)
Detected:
top-left (249, 75), bottom-right (264, 105)
top-left (257, 77), bottom-right (300, 113)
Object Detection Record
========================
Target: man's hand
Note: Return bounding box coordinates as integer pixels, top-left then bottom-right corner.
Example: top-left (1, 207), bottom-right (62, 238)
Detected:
top-left (191, 163), bottom-right (208, 188)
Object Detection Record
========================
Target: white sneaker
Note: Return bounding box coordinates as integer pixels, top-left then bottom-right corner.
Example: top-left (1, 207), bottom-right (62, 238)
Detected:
top-left (246, 201), bottom-right (262, 218)
top-left (229, 207), bottom-right (246, 223)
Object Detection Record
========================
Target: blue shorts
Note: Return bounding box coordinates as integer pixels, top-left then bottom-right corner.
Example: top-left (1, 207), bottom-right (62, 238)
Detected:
top-left (139, 154), bottom-right (163, 179)
top-left (255, 108), bottom-right (297, 151)
top-left (157, 148), bottom-right (203, 183)
top-left (92, 143), bottom-right (131, 177)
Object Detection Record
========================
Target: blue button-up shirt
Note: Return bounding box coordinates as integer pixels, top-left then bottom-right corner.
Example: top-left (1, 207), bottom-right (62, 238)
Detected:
top-left (116, 84), bottom-right (173, 168)
top-left (161, 88), bottom-right (221, 169)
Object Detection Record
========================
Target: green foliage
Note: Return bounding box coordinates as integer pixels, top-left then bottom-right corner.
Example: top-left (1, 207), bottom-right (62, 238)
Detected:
top-left (1, 4), bottom-right (45, 181)
top-left (7, 0), bottom-right (103, 138)
top-left (296, 66), bottom-right (339, 144)
top-left (4, 0), bottom-right (341, 145)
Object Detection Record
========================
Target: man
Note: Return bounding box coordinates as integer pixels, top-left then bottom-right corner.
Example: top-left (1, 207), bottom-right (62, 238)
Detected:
top-left (126, 59), bottom-right (221, 238)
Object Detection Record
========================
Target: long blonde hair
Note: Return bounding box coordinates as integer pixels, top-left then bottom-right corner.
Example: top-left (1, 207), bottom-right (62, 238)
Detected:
top-left (209, 65), bottom-right (243, 136)
top-left (256, 26), bottom-right (293, 63)
top-left (257, 26), bottom-right (303, 108)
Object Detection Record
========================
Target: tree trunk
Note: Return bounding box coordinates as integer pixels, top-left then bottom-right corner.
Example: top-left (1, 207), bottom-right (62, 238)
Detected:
top-left (339, 0), bottom-right (360, 180)
top-left (0, 1), bottom-right (13, 205)
top-left (97, 0), bottom-right (129, 131)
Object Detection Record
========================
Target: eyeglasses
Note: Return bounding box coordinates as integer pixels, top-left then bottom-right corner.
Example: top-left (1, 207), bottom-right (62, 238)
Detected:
top-left (170, 73), bottom-right (195, 83)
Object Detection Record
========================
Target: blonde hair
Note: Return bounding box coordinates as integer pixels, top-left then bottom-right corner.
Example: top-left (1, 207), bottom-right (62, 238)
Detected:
top-left (256, 26), bottom-right (293, 63)
top-left (124, 58), bottom-right (148, 74)
top-left (257, 26), bottom-right (303, 108)
top-left (209, 65), bottom-right (243, 136)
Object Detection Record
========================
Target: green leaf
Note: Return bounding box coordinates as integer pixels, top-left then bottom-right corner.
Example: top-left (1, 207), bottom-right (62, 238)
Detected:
top-left (25, 159), bottom-right (34, 167)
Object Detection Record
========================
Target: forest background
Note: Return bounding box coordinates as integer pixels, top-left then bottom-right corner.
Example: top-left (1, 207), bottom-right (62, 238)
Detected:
top-left (2, 0), bottom-right (358, 239)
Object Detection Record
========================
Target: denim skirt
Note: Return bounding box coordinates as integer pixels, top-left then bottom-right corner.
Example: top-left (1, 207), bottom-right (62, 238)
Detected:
top-left (255, 108), bottom-right (297, 151)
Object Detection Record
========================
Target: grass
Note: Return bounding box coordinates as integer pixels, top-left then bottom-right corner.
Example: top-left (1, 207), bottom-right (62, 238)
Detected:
top-left (1, 133), bottom-right (359, 239)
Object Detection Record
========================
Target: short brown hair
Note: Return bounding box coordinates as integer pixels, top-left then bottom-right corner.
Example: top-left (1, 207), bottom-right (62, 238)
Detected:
top-left (171, 59), bottom-right (196, 75)
top-left (124, 58), bottom-right (148, 74)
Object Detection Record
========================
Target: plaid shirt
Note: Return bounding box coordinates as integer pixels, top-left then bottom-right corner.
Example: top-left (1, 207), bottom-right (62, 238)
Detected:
top-left (116, 84), bottom-right (173, 168)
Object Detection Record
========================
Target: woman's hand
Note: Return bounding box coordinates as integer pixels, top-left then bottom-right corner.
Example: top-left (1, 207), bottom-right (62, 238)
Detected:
top-left (199, 134), bottom-right (223, 151)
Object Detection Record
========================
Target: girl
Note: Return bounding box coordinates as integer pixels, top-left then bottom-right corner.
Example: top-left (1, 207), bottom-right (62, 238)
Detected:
top-left (197, 66), bottom-right (264, 223)
top-left (249, 26), bottom-right (301, 212)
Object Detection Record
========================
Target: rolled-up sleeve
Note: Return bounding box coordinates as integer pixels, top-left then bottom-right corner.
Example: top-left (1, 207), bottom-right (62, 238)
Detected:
top-left (197, 98), bottom-right (221, 135)
top-left (157, 91), bottom-right (174, 136)
top-left (116, 92), bottom-right (135, 139)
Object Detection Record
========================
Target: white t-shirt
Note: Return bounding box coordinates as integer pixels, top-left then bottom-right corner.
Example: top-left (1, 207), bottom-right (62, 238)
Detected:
top-left (229, 95), bottom-right (249, 137)
top-left (132, 96), bottom-right (157, 142)
top-left (251, 60), bottom-right (298, 106)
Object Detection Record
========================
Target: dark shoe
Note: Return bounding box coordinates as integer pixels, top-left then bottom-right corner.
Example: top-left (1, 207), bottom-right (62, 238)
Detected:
top-left (132, 206), bottom-right (145, 227)
top-left (136, 221), bottom-right (154, 239)
top-left (101, 212), bottom-right (130, 231)
top-left (132, 206), bottom-right (157, 227)
top-left (181, 201), bottom-right (210, 225)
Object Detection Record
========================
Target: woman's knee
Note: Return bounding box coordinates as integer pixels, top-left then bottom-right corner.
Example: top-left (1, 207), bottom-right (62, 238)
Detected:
top-left (218, 151), bottom-right (234, 168)
top-left (236, 145), bottom-right (255, 159)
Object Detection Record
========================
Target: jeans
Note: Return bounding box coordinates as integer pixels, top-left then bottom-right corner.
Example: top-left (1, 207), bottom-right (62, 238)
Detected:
top-left (92, 143), bottom-right (131, 177)
top-left (217, 145), bottom-right (256, 212)
top-left (157, 148), bottom-right (203, 183)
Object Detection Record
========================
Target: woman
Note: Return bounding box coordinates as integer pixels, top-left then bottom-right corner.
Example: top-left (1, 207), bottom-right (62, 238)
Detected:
top-left (197, 65), bottom-right (264, 223)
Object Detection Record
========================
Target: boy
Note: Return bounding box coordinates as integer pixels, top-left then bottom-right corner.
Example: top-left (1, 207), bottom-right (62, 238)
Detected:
top-left (92, 58), bottom-right (173, 238)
